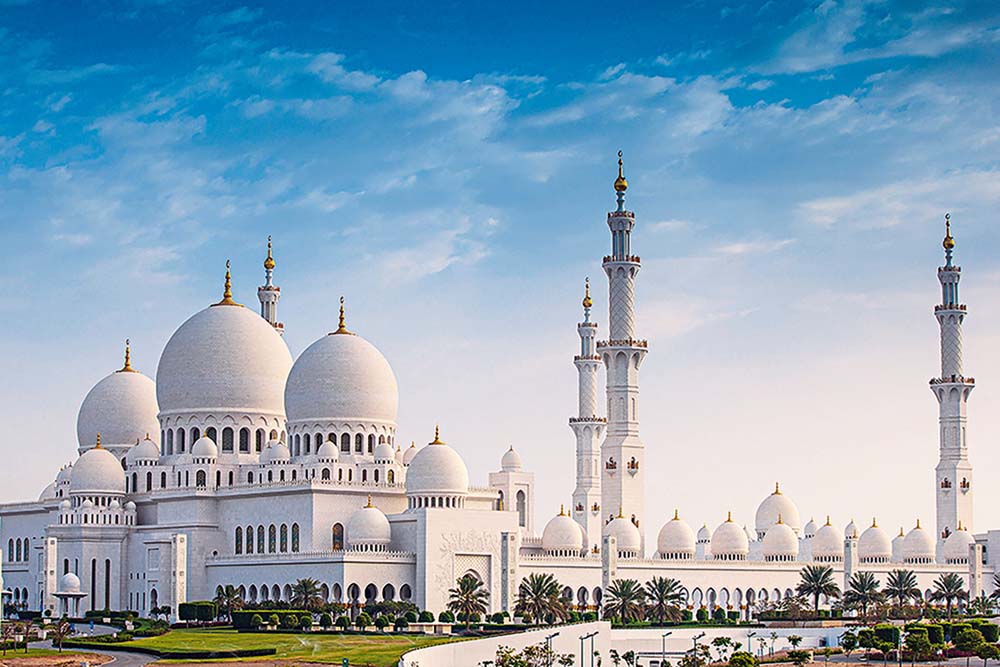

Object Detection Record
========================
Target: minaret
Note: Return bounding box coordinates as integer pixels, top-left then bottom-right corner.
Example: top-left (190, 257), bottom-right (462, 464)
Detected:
top-left (258, 235), bottom-right (283, 335)
top-left (570, 278), bottom-right (606, 551)
top-left (932, 214), bottom-right (974, 556)
top-left (599, 152), bottom-right (648, 553)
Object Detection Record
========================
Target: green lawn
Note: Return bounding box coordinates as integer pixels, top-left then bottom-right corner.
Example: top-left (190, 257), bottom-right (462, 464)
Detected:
top-left (126, 628), bottom-right (459, 665)
top-left (0, 648), bottom-right (91, 657)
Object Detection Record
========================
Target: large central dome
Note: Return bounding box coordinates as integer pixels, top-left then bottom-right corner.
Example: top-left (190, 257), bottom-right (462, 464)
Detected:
top-left (156, 304), bottom-right (292, 417)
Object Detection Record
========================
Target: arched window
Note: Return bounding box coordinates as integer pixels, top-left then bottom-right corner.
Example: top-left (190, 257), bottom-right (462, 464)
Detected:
top-left (368, 434), bottom-right (375, 453)
top-left (206, 426), bottom-right (217, 443)
top-left (167, 429), bottom-right (173, 452)
top-left (332, 523), bottom-right (344, 550)
top-left (257, 525), bottom-right (265, 552)
top-left (191, 427), bottom-right (200, 442)
top-left (146, 472), bottom-right (152, 491)
top-left (268, 471), bottom-right (273, 482)
top-left (160, 471), bottom-right (167, 488)
top-left (268, 524), bottom-right (276, 553)
top-left (280, 524), bottom-right (288, 552)
top-left (14, 539), bottom-right (21, 561)
top-left (516, 490), bottom-right (527, 528)
top-left (228, 471), bottom-right (234, 486)
top-left (279, 470), bottom-right (285, 482)
top-left (340, 433), bottom-right (350, 452)
top-left (400, 584), bottom-right (412, 601)
top-left (235, 527), bottom-right (243, 554)
top-left (374, 470), bottom-right (380, 483)
top-left (246, 525), bottom-right (255, 553)
top-left (322, 468), bottom-right (331, 480)
top-left (131, 473), bottom-right (138, 493)
top-left (387, 470), bottom-right (395, 484)
top-left (379, 434), bottom-right (386, 444)
top-left (304, 433), bottom-right (311, 454)
top-left (255, 429), bottom-right (264, 452)
top-left (291, 469), bottom-right (297, 481)
top-left (248, 471), bottom-right (255, 484)
top-left (362, 470), bottom-right (368, 483)
top-left (196, 470), bottom-right (207, 487)
top-left (222, 427), bottom-right (234, 453)
top-left (338, 468), bottom-right (343, 481)
top-left (355, 433), bottom-right (363, 453)
top-left (239, 427), bottom-right (250, 453)
top-left (291, 523), bottom-right (300, 552)
top-left (269, 429), bottom-right (278, 441)
top-left (216, 470), bottom-right (221, 487)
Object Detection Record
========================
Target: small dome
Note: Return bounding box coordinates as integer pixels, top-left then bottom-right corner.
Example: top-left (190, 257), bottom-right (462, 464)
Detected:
top-left (501, 446), bottom-right (523, 472)
top-left (109, 498), bottom-right (120, 509)
top-left (811, 519), bottom-right (843, 561)
top-left (762, 518), bottom-right (799, 560)
top-left (59, 573), bottom-right (81, 593)
top-left (38, 482), bottom-right (57, 501)
top-left (70, 446), bottom-right (126, 495)
top-left (604, 513), bottom-right (641, 555)
top-left (261, 441), bottom-right (290, 464)
top-left (696, 524), bottom-right (711, 543)
top-left (346, 498), bottom-right (391, 549)
top-left (903, 521), bottom-right (935, 563)
top-left (76, 362), bottom-right (159, 451)
top-left (943, 526), bottom-right (975, 563)
top-left (394, 445), bottom-right (403, 463)
top-left (755, 483), bottom-right (800, 537)
top-left (845, 519), bottom-right (858, 539)
top-left (59, 499), bottom-right (71, 510)
top-left (711, 514), bottom-right (749, 559)
top-left (374, 442), bottom-right (395, 462)
top-left (657, 511), bottom-right (695, 558)
top-left (317, 439), bottom-right (338, 460)
top-left (81, 498), bottom-right (94, 509)
top-left (126, 436), bottom-right (160, 465)
top-left (402, 442), bottom-right (418, 466)
top-left (405, 430), bottom-right (469, 497)
top-left (891, 528), bottom-right (906, 562)
top-left (124, 501), bottom-right (136, 511)
top-left (191, 436), bottom-right (218, 458)
top-left (542, 508), bottom-right (584, 554)
top-left (803, 518), bottom-right (818, 539)
top-left (858, 519), bottom-right (891, 562)
top-left (56, 464), bottom-right (73, 487)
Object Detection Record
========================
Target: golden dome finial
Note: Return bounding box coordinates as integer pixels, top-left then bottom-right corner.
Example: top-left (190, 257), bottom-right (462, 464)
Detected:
top-left (943, 213), bottom-right (955, 250)
top-left (582, 277), bottom-right (593, 309)
top-left (618, 506), bottom-right (624, 519)
top-left (825, 515), bottom-right (831, 526)
top-left (614, 150), bottom-right (628, 193)
top-left (118, 338), bottom-right (136, 373)
top-left (366, 494), bottom-right (373, 508)
top-left (774, 481), bottom-right (780, 495)
top-left (899, 527), bottom-right (904, 537)
top-left (777, 514), bottom-right (783, 524)
top-left (333, 296), bottom-right (353, 335)
top-left (214, 260), bottom-right (242, 307)
top-left (872, 516), bottom-right (877, 528)
top-left (916, 518), bottom-right (921, 529)
top-left (95, 432), bottom-right (102, 449)
top-left (726, 511), bottom-right (732, 522)
top-left (674, 508), bottom-right (679, 520)
top-left (431, 424), bottom-right (444, 445)
top-left (264, 235), bottom-right (275, 270)
top-left (559, 504), bottom-right (565, 516)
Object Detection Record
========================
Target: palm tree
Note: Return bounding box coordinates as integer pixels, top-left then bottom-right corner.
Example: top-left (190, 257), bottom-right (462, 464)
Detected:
top-left (447, 574), bottom-right (489, 630)
top-left (843, 572), bottom-right (884, 620)
top-left (885, 569), bottom-right (920, 612)
top-left (929, 572), bottom-right (967, 619)
top-left (603, 578), bottom-right (646, 625)
top-left (796, 565), bottom-right (841, 614)
top-left (213, 584), bottom-right (244, 621)
top-left (644, 577), bottom-right (685, 624)
top-left (290, 577), bottom-right (324, 611)
top-left (514, 573), bottom-right (568, 624)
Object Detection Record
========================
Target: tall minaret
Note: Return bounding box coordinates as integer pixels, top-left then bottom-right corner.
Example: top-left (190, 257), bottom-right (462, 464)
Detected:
top-left (599, 152), bottom-right (648, 553)
top-left (932, 213), bottom-right (974, 556)
top-left (258, 235), bottom-right (283, 335)
top-left (570, 278), bottom-right (606, 551)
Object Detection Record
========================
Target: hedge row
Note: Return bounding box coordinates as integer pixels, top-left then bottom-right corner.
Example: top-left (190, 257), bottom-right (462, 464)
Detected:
top-left (178, 601), bottom-right (217, 622)
top-left (231, 609), bottom-right (312, 629)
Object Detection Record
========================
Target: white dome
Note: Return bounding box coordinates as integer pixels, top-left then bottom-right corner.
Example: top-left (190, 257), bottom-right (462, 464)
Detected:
top-left (77, 362), bottom-right (159, 451)
top-left (604, 514), bottom-right (641, 554)
top-left (903, 522), bottom-right (935, 562)
top-left (126, 436), bottom-right (160, 465)
top-left (38, 482), bottom-right (57, 501)
top-left (374, 442), bottom-right (395, 462)
top-left (657, 511), bottom-right (695, 558)
top-left (191, 436), bottom-right (218, 458)
top-left (402, 442), bottom-right (419, 465)
top-left (755, 483), bottom-right (800, 537)
top-left (156, 303), bottom-right (292, 418)
top-left (70, 446), bottom-right (125, 495)
top-left (501, 446), bottom-right (523, 472)
top-left (56, 464), bottom-right (73, 487)
top-left (891, 528), bottom-right (906, 562)
top-left (261, 441), bottom-right (290, 464)
top-left (845, 519), bottom-right (858, 539)
top-left (109, 498), bottom-right (120, 509)
top-left (803, 518), bottom-right (818, 538)
top-left (943, 527), bottom-right (975, 563)
top-left (711, 514), bottom-right (749, 558)
top-left (285, 329), bottom-right (398, 425)
top-left (124, 501), bottom-right (136, 512)
top-left (542, 509), bottom-right (584, 554)
top-left (59, 573), bottom-right (81, 593)
top-left (811, 520), bottom-right (843, 560)
top-left (59, 499), bottom-right (71, 510)
top-left (696, 524), bottom-right (711, 543)
top-left (858, 520), bottom-right (891, 562)
top-left (394, 446), bottom-right (403, 463)
top-left (405, 431), bottom-right (469, 497)
top-left (762, 519), bottom-right (799, 559)
top-left (317, 439), bottom-right (338, 460)
top-left (347, 499), bottom-right (391, 548)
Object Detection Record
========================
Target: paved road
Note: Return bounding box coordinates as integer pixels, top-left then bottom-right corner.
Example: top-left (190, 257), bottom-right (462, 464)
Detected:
top-left (28, 624), bottom-right (154, 667)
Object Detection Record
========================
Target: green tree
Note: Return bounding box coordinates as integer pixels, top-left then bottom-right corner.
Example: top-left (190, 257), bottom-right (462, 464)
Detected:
top-left (975, 643), bottom-right (1000, 667)
top-left (318, 612), bottom-right (332, 628)
top-left (844, 572), bottom-right (885, 620)
top-left (290, 578), bottom-right (325, 612)
top-left (788, 635), bottom-right (804, 648)
top-left (729, 651), bottom-right (758, 667)
top-left (213, 584), bottom-right (244, 621)
top-left (796, 565), bottom-right (841, 615)
top-left (886, 570), bottom-right (921, 613)
top-left (905, 631), bottom-right (933, 666)
top-left (840, 630), bottom-right (858, 660)
top-left (712, 637), bottom-right (735, 662)
top-left (645, 576), bottom-right (685, 624)
top-left (954, 628), bottom-right (986, 667)
top-left (514, 573), bottom-right (568, 625)
top-left (447, 574), bottom-right (490, 631)
top-left (968, 593), bottom-right (994, 616)
top-left (354, 611), bottom-right (372, 631)
top-left (679, 645), bottom-right (712, 667)
top-left (335, 615), bottom-right (349, 630)
top-left (787, 650), bottom-right (811, 667)
top-left (603, 579), bottom-right (647, 625)
top-left (48, 618), bottom-right (72, 653)
top-left (930, 573), bottom-right (968, 620)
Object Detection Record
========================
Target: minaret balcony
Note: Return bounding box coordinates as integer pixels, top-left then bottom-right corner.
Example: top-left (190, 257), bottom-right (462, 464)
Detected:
top-left (574, 354), bottom-right (602, 362)
top-left (578, 322), bottom-right (598, 329)
top-left (607, 210), bottom-right (635, 219)
top-left (569, 416), bottom-right (606, 424)
top-left (602, 255), bottom-right (641, 264)
top-left (597, 338), bottom-right (648, 350)
top-left (935, 303), bottom-right (966, 311)
top-left (929, 375), bottom-right (975, 385)
top-left (938, 265), bottom-right (962, 273)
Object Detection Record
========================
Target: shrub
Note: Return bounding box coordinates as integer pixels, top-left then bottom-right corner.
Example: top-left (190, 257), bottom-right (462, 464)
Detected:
top-left (696, 608), bottom-right (709, 622)
top-left (250, 614), bottom-right (263, 629)
top-left (269, 614), bottom-right (280, 627)
top-left (374, 615), bottom-right (390, 630)
top-left (355, 612), bottom-right (372, 631)
top-left (232, 610), bottom-right (311, 629)
top-left (925, 624), bottom-right (944, 645)
top-left (970, 621), bottom-right (999, 643)
top-left (712, 607), bottom-right (727, 622)
top-left (682, 609), bottom-right (693, 622)
top-left (405, 611), bottom-right (418, 623)
top-left (730, 651), bottom-right (758, 667)
top-left (875, 624), bottom-right (900, 645)
top-left (418, 611), bottom-right (434, 623)
top-left (336, 616), bottom-right (349, 630)
top-left (727, 611), bottom-right (740, 622)
top-left (438, 611), bottom-right (455, 623)
top-left (394, 616), bottom-right (409, 630)
top-left (583, 612), bottom-right (598, 622)
top-left (178, 601), bottom-right (217, 622)
top-left (319, 613), bottom-right (333, 628)
top-left (300, 615), bottom-right (312, 631)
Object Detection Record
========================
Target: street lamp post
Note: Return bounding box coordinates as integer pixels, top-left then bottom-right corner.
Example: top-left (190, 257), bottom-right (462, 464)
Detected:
top-left (748, 631), bottom-right (757, 659)
top-left (581, 632), bottom-right (599, 667)
top-left (545, 632), bottom-right (561, 667)
top-left (662, 631), bottom-right (673, 667)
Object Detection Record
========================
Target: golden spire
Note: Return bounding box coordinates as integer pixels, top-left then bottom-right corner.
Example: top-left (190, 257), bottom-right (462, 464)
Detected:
top-left (366, 494), bottom-right (373, 508)
top-left (825, 515), bottom-right (831, 526)
top-left (582, 277), bottom-right (592, 309)
top-left (618, 506), bottom-right (624, 519)
top-left (264, 235), bottom-right (275, 270)
top-left (673, 509), bottom-right (679, 520)
top-left (559, 504), bottom-right (566, 516)
top-left (95, 433), bottom-right (102, 449)
top-left (214, 260), bottom-right (242, 307)
top-left (614, 150), bottom-right (628, 192)
top-left (333, 296), bottom-right (353, 334)
top-left (916, 518), bottom-right (921, 529)
top-left (777, 514), bottom-right (783, 524)
top-left (943, 213), bottom-right (955, 250)
top-left (726, 511), bottom-right (732, 522)
top-left (899, 527), bottom-right (904, 537)
top-left (409, 440), bottom-right (415, 449)
top-left (118, 338), bottom-right (136, 373)
top-left (774, 481), bottom-right (781, 495)
top-left (872, 516), bottom-right (878, 528)
top-left (430, 425), bottom-right (444, 445)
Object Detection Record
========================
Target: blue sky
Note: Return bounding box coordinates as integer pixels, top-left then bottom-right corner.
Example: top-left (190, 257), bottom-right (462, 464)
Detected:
top-left (3, 1), bottom-right (1000, 538)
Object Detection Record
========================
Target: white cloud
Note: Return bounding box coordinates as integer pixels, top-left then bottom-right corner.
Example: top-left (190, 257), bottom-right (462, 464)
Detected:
top-left (713, 238), bottom-right (795, 255)
top-left (599, 63), bottom-right (626, 80)
top-left (307, 52), bottom-right (381, 91)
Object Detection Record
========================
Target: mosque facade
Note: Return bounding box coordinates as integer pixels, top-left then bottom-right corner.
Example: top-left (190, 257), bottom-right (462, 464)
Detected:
top-left (0, 167), bottom-right (993, 621)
